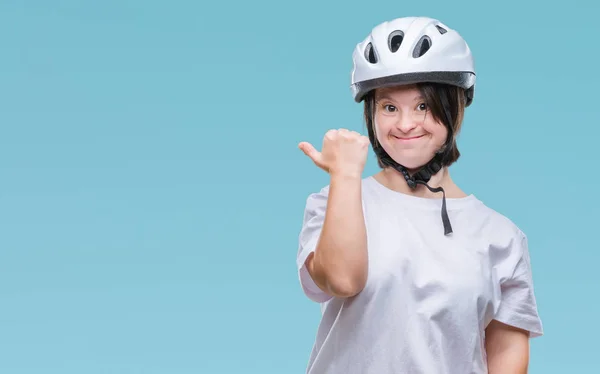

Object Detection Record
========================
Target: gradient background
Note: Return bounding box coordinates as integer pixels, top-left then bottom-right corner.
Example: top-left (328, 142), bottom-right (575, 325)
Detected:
top-left (1, 1), bottom-right (597, 373)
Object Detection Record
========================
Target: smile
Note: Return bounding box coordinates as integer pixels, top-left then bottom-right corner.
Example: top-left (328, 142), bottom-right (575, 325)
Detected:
top-left (393, 135), bottom-right (425, 141)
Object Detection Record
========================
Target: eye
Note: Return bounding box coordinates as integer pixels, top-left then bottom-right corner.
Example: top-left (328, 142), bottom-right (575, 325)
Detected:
top-left (384, 104), bottom-right (397, 112)
top-left (416, 103), bottom-right (428, 111)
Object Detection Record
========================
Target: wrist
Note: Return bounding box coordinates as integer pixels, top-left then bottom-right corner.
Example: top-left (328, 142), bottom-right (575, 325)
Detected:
top-left (330, 169), bottom-right (363, 181)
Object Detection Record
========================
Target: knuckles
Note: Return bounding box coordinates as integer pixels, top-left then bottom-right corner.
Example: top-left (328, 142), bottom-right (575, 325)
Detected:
top-left (324, 129), bottom-right (369, 145)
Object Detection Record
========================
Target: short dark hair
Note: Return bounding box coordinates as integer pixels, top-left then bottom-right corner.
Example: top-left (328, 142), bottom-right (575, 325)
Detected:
top-left (363, 82), bottom-right (467, 169)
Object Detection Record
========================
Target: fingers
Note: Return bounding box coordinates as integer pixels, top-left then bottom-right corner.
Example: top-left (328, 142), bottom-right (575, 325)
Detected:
top-left (335, 128), bottom-right (358, 135)
top-left (303, 129), bottom-right (369, 151)
top-left (359, 134), bottom-right (370, 146)
top-left (299, 129), bottom-right (370, 172)
top-left (335, 129), bottom-right (370, 146)
top-left (326, 128), bottom-right (363, 138)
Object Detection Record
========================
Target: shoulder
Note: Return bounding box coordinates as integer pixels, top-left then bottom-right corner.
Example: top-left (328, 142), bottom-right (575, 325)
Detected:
top-left (471, 200), bottom-right (531, 277)
top-left (476, 201), bottom-right (526, 241)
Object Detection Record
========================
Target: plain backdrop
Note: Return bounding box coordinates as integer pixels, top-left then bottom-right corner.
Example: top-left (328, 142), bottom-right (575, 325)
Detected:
top-left (1, 1), bottom-right (598, 373)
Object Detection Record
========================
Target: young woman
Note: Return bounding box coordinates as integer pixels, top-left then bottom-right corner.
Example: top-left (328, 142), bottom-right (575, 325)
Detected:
top-left (296, 16), bottom-right (543, 374)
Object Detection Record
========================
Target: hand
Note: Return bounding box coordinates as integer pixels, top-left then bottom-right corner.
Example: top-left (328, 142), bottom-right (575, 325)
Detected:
top-left (299, 128), bottom-right (370, 177)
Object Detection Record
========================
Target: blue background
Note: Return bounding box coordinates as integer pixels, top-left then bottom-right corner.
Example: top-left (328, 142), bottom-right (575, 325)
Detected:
top-left (1, 0), bottom-right (596, 373)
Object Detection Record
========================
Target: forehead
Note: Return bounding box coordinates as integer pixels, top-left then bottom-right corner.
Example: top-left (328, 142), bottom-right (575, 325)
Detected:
top-left (375, 84), bottom-right (422, 101)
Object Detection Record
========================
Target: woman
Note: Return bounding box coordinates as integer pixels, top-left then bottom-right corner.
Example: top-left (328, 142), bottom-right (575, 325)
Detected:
top-left (296, 16), bottom-right (543, 374)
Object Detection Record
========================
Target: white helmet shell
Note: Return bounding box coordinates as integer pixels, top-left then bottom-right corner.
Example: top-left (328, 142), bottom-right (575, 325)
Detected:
top-left (350, 17), bottom-right (476, 105)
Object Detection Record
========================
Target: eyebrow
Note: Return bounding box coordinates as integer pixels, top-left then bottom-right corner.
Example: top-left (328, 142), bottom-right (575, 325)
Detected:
top-left (376, 94), bottom-right (425, 102)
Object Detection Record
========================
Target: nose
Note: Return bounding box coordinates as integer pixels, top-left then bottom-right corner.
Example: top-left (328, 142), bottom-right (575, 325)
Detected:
top-left (395, 113), bottom-right (419, 133)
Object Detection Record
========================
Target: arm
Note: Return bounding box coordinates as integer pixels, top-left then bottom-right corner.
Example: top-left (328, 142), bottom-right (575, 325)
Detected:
top-left (305, 172), bottom-right (368, 298)
top-left (485, 230), bottom-right (543, 372)
top-left (485, 319), bottom-right (530, 374)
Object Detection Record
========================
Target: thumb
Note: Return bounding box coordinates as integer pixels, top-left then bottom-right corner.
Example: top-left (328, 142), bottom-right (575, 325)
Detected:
top-left (298, 142), bottom-right (322, 164)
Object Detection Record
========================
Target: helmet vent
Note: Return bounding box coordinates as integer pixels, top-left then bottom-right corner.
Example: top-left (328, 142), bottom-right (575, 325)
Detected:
top-left (364, 43), bottom-right (377, 63)
top-left (435, 25), bottom-right (447, 34)
top-left (388, 30), bottom-right (404, 53)
top-left (412, 35), bottom-right (432, 58)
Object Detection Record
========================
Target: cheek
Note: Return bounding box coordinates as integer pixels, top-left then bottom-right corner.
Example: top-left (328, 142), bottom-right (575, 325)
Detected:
top-left (373, 117), bottom-right (391, 140)
top-left (438, 127), bottom-right (449, 146)
top-left (426, 123), bottom-right (449, 147)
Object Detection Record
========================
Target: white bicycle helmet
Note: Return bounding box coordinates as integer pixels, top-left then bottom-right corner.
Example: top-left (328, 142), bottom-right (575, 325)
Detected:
top-left (351, 17), bottom-right (476, 236)
top-left (350, 16), bottom-right (476, 105)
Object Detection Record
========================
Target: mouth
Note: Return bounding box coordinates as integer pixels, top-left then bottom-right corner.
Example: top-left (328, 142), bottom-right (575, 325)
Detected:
top-left (392, 134), bottom-right (425, 141)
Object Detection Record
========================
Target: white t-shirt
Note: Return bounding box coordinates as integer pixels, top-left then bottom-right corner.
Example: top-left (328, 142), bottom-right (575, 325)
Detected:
top-left (296, 176), bottom-right (543, 374)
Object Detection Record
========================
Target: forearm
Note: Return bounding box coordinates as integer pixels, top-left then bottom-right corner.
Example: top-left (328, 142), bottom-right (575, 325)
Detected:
top-left (308, 172), bottom-right (368, 297)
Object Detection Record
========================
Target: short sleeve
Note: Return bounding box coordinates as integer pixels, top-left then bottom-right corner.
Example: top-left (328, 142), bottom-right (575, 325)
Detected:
top-left (493, 232), bottom-right (544, 338)
top-left (296, 186), bottom-right (333, 303)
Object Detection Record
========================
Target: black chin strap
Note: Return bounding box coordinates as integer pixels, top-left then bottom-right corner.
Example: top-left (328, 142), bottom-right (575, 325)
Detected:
top-left (415, 180), bottom-right (452, 236)
top-left (378, 151), bottom-right (453, 236)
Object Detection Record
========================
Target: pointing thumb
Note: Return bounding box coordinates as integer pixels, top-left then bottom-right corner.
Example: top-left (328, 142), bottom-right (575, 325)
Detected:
top-left (298, 142), bottom-right (321, 163)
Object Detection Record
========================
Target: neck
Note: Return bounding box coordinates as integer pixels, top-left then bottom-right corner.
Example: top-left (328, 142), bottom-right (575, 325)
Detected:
top-left (376, 166), bottom-right (463, 198)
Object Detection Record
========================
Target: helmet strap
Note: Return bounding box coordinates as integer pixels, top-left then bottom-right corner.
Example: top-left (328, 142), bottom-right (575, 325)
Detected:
top-left (375, 147), bottom-right (453, 236)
